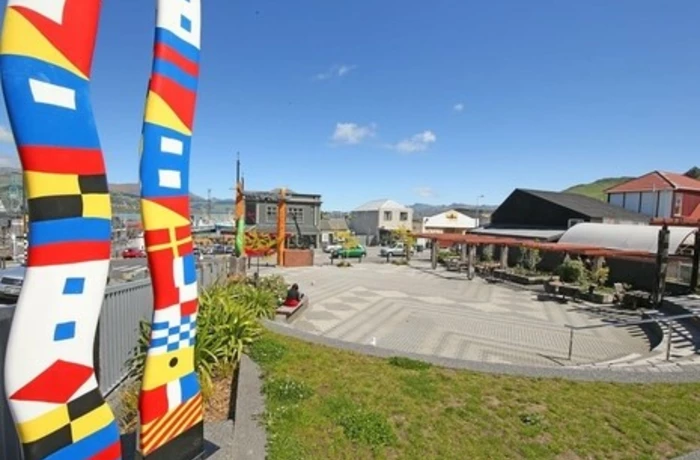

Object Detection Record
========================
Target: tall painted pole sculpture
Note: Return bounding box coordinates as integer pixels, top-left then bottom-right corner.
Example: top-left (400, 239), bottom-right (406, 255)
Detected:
top-left (235, 154), bottom-right (246, 257)
top-left (0, 1), bottom-right (122, 459)
top-left (277, 188), bottom-right (288, 266)
top-left (137, 1), bottom-right (204, 459)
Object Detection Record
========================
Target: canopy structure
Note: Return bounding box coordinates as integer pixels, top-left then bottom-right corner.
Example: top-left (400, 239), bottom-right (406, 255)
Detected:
top-left (416, 227), bottom-right (694, 263)
top-left (558, 223), bottom-right (695, 255)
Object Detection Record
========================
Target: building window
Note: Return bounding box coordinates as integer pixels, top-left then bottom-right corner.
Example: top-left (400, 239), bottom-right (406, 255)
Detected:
top-left (384, 211), bottom-right (393, 221)
top-left (400, 212), bottom-right (408, 221)
top-left (266, 205), bottom-right (277, 222)
top-left (673, 194), bottom-right (682, 217)
top-left (245, 202), bottom-right (257, 225)
top-left (288, 207), bottom-right (304, 223)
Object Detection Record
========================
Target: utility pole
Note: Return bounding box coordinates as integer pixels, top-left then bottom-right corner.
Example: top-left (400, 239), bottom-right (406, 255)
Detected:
top-left (207, 188), bottom-right (212, 222)
top-left (476, 194), bottom-right (484, 227)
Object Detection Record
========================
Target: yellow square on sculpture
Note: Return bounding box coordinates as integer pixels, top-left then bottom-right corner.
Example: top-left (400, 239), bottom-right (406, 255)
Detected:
top-left (81, 194), bottom-right (111, 219)
top-left (25, 171), bottom-right (80, 198)
top-left (141, 347), bottom-right (195, 390)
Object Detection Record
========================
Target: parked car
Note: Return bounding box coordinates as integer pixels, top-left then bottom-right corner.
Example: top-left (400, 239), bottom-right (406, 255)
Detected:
top-left (379, 242), bottom-right (413, 257)
top-left (332, 245), bottom-right (367, 260)
top-left (323, 243), bottom-right (343, 253)
top-left (122, 247), bottom-right (146, 258)
top-left (0, 266), bottom-right (25, 303)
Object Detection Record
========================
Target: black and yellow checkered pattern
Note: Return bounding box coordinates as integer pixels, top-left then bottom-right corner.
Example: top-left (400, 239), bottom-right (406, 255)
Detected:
top-left (24, 171), bottom-right (111, 221)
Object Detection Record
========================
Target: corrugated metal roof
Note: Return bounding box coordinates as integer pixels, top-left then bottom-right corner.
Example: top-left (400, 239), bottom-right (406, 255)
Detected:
top-left (352, 199), bottom-right (409, 212)
top-left (559, 222), bottom-right (695, 254)
top-left (471, 227), bottom-right (565, 241)
top-left (518, 189), bottom-right (649, 222)
top-left (319, 218), bottom-right (349, 232)
top-left (606, 171), bottom-right (700, 193)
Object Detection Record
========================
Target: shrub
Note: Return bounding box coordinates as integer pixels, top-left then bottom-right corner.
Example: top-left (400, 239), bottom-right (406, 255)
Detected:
top-left (588, 266), bottom-right (610, 287)
top-left (337, 261), bottom-right (352, 267)
top-left (252, 274), bottom-right (287, 300)
top-left (518, 248), bottom-right (542, 273)
top-left (127, 281), bottom-right (265, 398)
top-left (555, 256), bottom-right (587, 284)
top-left (481, 244), bottom-right (494, 262)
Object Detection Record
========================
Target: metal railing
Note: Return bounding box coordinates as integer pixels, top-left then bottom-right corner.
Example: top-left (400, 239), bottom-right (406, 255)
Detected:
top-left (0, 258), bottom-right (230, 460)
top-left (565, 311), bottom-right (700, 362)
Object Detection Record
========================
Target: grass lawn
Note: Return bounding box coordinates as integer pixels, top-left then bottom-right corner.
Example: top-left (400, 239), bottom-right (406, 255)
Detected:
top-left (250, 333), bottom-right (700, 460)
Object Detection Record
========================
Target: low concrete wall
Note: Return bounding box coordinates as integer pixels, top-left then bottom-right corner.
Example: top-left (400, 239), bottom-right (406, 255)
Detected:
top-left (284, 249), bottom-right (314, 267)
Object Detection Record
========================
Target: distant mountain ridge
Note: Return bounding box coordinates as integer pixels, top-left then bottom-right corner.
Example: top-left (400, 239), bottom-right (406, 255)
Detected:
top-left (409, 202), bottom-right (497, 219)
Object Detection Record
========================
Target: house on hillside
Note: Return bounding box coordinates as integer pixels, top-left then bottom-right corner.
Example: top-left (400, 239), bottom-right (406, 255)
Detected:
top-left (473, 188), bottom-right (649, 241)
top-left (349, 199), bottom-right (413, 245)
top-left (420, 209), bottom-right (477, 235)
top-left (605, 171), bottom-right (700, 219)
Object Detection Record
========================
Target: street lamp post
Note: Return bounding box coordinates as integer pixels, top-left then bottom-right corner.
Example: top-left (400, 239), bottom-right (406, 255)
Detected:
top-left (476, 194), bottom-right (485, 227)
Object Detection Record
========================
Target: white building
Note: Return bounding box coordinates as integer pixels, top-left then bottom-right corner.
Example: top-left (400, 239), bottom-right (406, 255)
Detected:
top-left (349, 199), bottom-right (413, 245)
top-left (421, 209), bottom-right (477, 234)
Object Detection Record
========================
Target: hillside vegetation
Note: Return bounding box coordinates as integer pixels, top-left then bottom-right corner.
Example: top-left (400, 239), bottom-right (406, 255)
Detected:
top-left (563, 177), bottom-right (633, 201)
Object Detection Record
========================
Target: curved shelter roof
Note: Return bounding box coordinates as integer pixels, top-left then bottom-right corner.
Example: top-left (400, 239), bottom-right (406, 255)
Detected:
top-left (558, 223), bottom-right (695, 255)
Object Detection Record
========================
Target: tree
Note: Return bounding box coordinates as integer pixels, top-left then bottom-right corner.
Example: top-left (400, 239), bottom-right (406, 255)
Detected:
top-left (334, 230), bottom-right (359, 256)
top-left (391, 226), bottom-right (415, 261)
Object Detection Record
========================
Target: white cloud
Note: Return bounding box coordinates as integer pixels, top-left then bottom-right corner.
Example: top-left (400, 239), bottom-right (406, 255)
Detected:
top-left (0, 126), bottom-right (13, 143)
top-left (394, 130), bottom-right (437, 153)
top-left (331, 122), bottom-right (376, 145)
top-left (414, 186), bottom-right (437, 198)
top-left (453, 102), bottom-right (464, 112)
top-left (314, 64), bottom-right (357, 81)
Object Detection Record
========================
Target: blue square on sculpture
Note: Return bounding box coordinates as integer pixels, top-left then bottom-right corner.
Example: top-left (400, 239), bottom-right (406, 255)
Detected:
top-left (180, 15), bottom-right (192, 32)
top-left (54, 322), bottom-right (76, 341)
top-left (183, 254), bottom-right (196, 284)
top-left (63, 277), bottom-right (85, 295)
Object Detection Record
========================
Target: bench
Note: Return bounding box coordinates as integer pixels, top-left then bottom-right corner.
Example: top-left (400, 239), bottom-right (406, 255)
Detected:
top-left (275, 295), bottom-right (310, 323)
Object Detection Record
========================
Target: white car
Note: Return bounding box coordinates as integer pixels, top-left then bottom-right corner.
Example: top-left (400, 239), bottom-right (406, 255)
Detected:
top-left (323, 243), bottom-right (343, 253)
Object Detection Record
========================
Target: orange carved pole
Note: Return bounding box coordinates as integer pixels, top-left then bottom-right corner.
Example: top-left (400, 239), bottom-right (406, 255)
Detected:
top-left (276, 188), bottom-right (287, 266)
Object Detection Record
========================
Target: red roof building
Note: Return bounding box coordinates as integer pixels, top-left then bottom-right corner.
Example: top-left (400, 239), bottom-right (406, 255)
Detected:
top-left (606, 171), bottom-right (700, 219)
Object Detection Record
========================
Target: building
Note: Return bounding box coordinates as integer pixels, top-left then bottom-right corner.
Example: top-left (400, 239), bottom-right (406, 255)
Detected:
top-left (605, 171), bottom-right (700, 219)
top-left (243, 189), bottom-right (322, 248)
top-left (421, 209), bottom-right (477, 234)
top-left (474, 188), bottom-right (649, 241)
top-left (319, 217), bottom-right (349, 246)
top-left (349, 199), bottom-right (413, 245)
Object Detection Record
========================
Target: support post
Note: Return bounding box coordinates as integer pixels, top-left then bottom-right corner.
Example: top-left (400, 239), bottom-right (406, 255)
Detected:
top-left (652, 225), bottom-right (670, 306)
top-left (666, 321), bottom-right (673, 361)
top-left (460, 243), bottom-right (467, 263)
top-left (594, 256), bottom-right (604, 271)
top-left (431, 239), bottom-right (438, 269)
top-left (567, 328), bottom-right (574, 360)
top-left (467, 244), bottom-right (476, 280)
top-left (500, 245), bottom-right (509, 269)
top-left (690, 228), bottom-right (700, 291)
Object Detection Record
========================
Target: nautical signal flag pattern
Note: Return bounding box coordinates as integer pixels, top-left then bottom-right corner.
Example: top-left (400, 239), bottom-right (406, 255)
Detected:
top-left (138, 1), bottom-right (205, 459)
top-left (0, 1), bottom-right (120, 459)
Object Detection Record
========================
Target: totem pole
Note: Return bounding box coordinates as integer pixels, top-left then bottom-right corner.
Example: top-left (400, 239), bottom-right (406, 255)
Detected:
top-left (137, 1), bottom-right (204, 459)
top-left (1, 1), bottom-right (121, 459)
top-left (234, 154), bottom-right (245, 258)
top-left (277, 188), bottom-right (287, 266)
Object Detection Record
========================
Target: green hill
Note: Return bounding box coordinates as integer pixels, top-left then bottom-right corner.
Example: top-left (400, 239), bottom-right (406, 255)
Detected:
top-left (563, 177), bottom-right (633, 201)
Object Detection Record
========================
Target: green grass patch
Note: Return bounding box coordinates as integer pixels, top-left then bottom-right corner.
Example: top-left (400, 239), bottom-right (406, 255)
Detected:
top-left (388, 356), bottom-right (432, 371)
top-left (260, 332), bottom-right (700, 459)
top-left (248, 336), bottom-right (288, 366)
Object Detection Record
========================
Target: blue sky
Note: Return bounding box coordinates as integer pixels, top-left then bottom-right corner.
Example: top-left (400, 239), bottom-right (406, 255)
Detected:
top-left (1, 0), bottom-right (699, 210)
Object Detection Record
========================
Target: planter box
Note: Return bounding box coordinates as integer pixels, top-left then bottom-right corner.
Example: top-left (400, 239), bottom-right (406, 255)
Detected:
top-left (588, 292), bottom-right (614, 304)
top-left (622, 291), bottom-right (650, 309)
top-left (559, 285), bottom-right (581, 298)
top-left (492, 269), bottom-right (508, 280)
top-left (506, 273), bottom-right (549, 285)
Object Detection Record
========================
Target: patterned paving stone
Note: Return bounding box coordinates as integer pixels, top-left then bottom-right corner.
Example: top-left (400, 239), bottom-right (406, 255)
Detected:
top-left (273, 261), bottom-right (656, 368)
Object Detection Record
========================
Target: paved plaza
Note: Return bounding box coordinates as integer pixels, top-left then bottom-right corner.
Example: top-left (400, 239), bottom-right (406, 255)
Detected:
top-left (266, 261), bottom-right (656, 368)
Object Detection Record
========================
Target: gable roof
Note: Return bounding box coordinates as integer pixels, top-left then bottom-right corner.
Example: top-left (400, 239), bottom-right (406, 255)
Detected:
top-left (352, 199), bottom-right (409, 212)
top-left (319, 218), bottom-right (349, 232)
top-left (605, 171), bottom-right (700, 193)
top-left (518, 189), bottom-right (649, 222)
